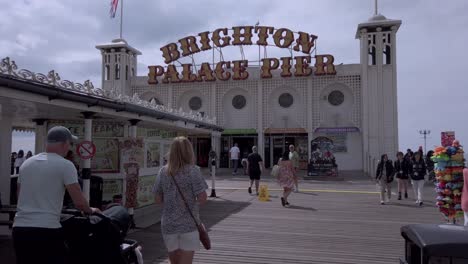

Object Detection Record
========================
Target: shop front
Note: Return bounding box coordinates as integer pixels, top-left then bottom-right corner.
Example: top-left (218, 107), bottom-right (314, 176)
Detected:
top-left (263, 128), bottom-right (308, 169)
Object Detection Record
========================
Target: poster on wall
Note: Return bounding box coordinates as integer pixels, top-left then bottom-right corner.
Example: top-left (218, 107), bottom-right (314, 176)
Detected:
top-left (441, 131), bottom-right (455, 147)
top-left (308, 137), bottom-right (338, 177)
top-left (162, 144), bottom-right (171, 165)
top-left (137, 175), bottom-right (157, 208)
top-left (102, 179), bottom-right (123, 201)
top-left (147, 142), bottom-right (161, 168)
top-left (121, 138), bottom-right (145, 167)
top-left (91, 138), bottom-right (120, 173)
top-left (121, 138), bottom-right (144, 208)
top-left (324, 133), bottom-right (347, 153)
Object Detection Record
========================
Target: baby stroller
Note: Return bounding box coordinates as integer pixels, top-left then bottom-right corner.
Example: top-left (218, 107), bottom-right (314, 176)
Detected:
top-left (60, 205), bottom-right (143, 264)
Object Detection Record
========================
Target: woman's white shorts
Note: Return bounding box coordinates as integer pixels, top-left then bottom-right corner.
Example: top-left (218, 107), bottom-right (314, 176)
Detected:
top-left (163, 231), bottom-right (200, 252)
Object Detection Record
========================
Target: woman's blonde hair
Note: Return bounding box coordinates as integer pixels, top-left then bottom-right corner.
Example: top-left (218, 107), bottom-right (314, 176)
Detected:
top-left (167, 136), bottom-right (195, 176)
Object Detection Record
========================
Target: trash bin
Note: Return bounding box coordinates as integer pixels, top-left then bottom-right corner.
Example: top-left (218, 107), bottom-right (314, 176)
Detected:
top-left (400, 224), bottom-right (468, 264)
top-left (90, 175), bottom-right (103, 209)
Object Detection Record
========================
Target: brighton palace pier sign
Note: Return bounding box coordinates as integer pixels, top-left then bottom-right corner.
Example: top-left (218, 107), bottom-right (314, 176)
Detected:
top-left (148, 26), bottom-right (336, 84)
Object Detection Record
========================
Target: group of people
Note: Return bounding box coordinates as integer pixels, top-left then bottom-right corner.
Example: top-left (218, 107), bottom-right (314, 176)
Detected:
top-left (228, 143), bottom-right (300, 207)
top-left (375, 147), bottom-right (434, 206)
top-left (10, 150), bottom-right (33, 175)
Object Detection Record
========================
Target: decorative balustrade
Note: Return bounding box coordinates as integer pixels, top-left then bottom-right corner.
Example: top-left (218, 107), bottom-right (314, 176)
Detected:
top-left (0, 57), bottom-right (217, 125)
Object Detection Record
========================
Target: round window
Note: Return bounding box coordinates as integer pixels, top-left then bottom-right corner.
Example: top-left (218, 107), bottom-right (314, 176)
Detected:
top-left (328, 90), bottom-right (345, 106)
top-left (278, 93), bottom-right (294, 108)
top-left (189, 96), bottom-right (202, 111)
top-left (232, 95), bottom-right (247, 109)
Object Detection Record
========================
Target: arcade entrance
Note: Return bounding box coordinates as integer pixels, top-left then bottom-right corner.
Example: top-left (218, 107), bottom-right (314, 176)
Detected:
top-left (220, 135), bottom-right (257, 168)
top-left (264, 134), bottom-right (308, 168)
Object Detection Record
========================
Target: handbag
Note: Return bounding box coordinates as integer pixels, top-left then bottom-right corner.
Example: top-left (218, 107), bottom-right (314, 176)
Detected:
top-left (271, 165), bottom-right (280, 177)
top-left (170, 174), bottom-right (211, 250)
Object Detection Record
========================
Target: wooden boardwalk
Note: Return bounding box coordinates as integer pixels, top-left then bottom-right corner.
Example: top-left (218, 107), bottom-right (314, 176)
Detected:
top-left (130, 180), bottom-right (443, 264)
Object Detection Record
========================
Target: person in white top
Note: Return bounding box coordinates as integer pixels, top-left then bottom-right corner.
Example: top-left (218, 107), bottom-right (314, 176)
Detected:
top-left (14, 149), bottom-right (25, 175)
top-left (12, 126), bottom-right (100, 264)
top-left (229, 143), bottom-right (241, 175)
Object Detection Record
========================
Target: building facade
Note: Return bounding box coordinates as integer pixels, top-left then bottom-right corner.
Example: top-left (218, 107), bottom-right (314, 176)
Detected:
top-left (96, 14), bottom-right (401, 174)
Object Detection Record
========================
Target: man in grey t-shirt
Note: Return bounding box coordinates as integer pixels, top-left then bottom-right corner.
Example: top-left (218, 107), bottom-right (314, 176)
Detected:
top-left (12, 126), bottom-right (99, 264)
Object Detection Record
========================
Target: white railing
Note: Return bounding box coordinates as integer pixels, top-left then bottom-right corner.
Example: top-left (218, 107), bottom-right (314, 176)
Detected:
top-left (0, 57), bottom-right (217, 125)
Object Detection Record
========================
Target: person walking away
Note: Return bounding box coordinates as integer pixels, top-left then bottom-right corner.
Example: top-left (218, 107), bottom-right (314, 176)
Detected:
top-left (394, 152), bottom-right (410, 200)
top-left (12, 126), bottom-right (100, 264)
top-left (153, 137), bottom-right (208, 264)
top-left (289, 145), bottom-right (300, 192)
top-left (247, 146), bottom-right (263, 195)
top-left (410, 152), bottom-right (426, 206)
top-left (10, 152), bottom-right (17, 175)
top-left (462, 168), bottom-right (468, 226)
top-left (208, 147), bottom-right (216, 173)
top-left (375, 154), bottom-right (394, 205)
top-left (277, 151), bottom-right (295, 207)
top-left (25, 151), bottom-right (33, 159)
top-left (14, 150), bottom-right (25, 174)
top-left (229, 143), bottom-right (240, 175)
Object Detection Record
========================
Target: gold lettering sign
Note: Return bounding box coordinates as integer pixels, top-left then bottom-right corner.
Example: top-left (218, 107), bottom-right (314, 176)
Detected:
top-left (178, 36), bottom-right (201, 57)
top-left (148, 26), bottom-right (336, 85)
top-left (232, 26), bottom-right (254, 45)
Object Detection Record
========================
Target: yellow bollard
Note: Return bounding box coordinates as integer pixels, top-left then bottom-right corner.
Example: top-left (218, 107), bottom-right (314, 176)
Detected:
top-left (258, 185), bottom-right (270, 201)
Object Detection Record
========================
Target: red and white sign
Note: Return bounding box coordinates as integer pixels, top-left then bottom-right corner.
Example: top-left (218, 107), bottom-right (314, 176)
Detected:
top-left (76, 141), bottom-right (96, 160)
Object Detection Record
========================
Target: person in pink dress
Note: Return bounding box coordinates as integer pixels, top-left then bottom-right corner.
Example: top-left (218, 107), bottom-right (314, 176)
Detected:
top-left (277, 151), bottom-right (295, 207)
top-left (462, 168), bottom-right (468, 226)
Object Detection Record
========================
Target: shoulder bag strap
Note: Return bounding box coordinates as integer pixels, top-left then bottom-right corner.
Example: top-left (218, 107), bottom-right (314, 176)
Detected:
top-left (169, 171), bottom-right (199, 226)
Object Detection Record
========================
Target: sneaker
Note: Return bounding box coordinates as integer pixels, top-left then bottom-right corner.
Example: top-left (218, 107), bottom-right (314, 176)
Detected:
top-left (415, 200), bottom-right (420, 204)
top-left (405, 193), bottom-right (408, 199)
top-left (248, 187), bottom-right (252, 194)
top-left (281, 197), bottom-right (286, 207)
top-left (285, 202), bottom-right (290, 208)
top-left (380, 201), bottom-right (385, 205)
top-left (419, 201), bottom-right (424, 206)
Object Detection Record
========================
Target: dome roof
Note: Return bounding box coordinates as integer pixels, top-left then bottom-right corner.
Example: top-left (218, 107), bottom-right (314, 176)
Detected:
top-left (368, 14), bottom-right (387, 21)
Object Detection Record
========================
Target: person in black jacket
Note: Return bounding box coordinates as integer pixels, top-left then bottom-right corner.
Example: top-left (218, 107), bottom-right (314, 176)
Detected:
top-left (410, 152), bottom-right (426, 206)
top-left (376, 154), bottom-right (394, 205)
top-left (394, 151), bottom-right (410, 200)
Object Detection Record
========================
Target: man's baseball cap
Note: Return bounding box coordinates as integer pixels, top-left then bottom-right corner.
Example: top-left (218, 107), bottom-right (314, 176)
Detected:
top-left (47, 126), bottom-right (78, 144)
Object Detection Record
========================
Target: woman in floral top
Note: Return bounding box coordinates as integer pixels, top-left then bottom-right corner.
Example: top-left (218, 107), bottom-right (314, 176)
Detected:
top-left (153, 137), bottom-right (208, 264)
top-left (277, 151), bottom-right (295, 207)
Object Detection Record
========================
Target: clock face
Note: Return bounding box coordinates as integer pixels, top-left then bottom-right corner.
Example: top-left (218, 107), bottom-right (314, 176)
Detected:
top-left (278, 93), bottom-right (294, 108)
top-left (189, 96), bottom-right (202, 111)
top-left (328, 90), bottom-right (344, 106)
top-left (232, 95), bottom-right (246, 109)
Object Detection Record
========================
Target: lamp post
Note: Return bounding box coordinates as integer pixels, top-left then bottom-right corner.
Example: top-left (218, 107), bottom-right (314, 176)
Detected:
top-left (419, 130), bottom-right (431, 153)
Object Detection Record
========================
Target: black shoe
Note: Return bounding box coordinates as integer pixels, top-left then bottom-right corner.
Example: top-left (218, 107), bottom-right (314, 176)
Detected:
top-left (419, 202), bottom-right (423, 206)
top-left (398, 193), bottom-right (402, 200)
top-left (405, 193), bottom-right (408, 199)
top-left (281, 197), bottom-right (286, 207)
top-left (248, 187), bottom-right (252, 194)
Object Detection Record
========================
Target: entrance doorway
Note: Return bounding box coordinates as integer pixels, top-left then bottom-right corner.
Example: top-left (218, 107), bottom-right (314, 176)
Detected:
top-left (220, 135), bottom-right (257, 168)
top-left (264, 134), bottom-right (308, 168)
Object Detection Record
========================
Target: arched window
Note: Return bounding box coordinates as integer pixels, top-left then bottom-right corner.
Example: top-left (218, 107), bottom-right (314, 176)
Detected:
top-left (125, 65), bottom-right (129, 80)
top-left (105, 65), bottom-right (110, 80)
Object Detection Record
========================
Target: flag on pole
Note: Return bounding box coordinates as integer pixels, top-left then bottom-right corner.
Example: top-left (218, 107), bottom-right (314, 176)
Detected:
top-left (110, 0), bottom-right (119, 18)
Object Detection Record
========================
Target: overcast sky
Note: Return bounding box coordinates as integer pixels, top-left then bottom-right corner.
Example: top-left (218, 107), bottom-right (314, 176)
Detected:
top-left (3, 0), bottom-right (468, 154)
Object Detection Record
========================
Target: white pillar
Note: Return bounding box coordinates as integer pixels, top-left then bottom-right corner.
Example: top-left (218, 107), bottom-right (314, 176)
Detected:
top-left (82, 112), bottom-right (94, 202)
top-left (33, 119), bottom-right (47, 154)
top-left (0, 111), bottom-right (12, 204)
top-left (308, 131), bottom-right (313, 162)
top-left (257, 80), bottom-right (264, 158)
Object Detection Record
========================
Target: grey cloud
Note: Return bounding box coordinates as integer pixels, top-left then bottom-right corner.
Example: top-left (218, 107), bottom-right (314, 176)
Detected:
top-left (1, 0), bottom-right (468, 152)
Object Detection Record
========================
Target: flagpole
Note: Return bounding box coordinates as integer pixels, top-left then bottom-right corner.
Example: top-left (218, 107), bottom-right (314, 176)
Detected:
top-left (120, 0), bottom-right (123, 39)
